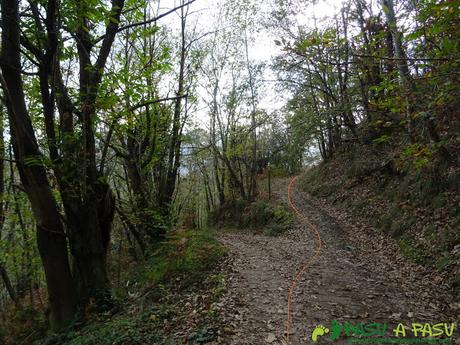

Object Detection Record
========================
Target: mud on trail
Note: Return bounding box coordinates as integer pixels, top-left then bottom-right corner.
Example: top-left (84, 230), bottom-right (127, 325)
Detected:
top-left (215, 177), bottom-right (458, 345)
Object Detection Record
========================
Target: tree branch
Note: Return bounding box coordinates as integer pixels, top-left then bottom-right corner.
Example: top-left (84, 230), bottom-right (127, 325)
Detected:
top-left (94, 0), bottom-right (196, 44)
top-left (128, 94), bottom-right (189, 112)
top-left (352, 53), bottom-right (457, 62)
top-left (94, 0), bottom-right (125, 78)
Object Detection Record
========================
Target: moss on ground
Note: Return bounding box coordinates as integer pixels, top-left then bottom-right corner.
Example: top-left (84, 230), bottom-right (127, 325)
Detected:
top-left (28, 229), bottom-right (226, 345)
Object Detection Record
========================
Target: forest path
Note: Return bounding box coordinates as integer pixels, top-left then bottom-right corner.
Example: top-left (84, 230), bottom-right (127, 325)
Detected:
top-left (216, 176), bottom-right (456, 345)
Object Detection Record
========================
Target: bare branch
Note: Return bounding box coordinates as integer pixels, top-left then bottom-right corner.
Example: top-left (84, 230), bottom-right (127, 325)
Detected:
top-left (94, 0), bottom-right (196, 44)
top-left (128, 94), bottom-right (189, 112)
top-left (352, 53), bottom-right (457, 63)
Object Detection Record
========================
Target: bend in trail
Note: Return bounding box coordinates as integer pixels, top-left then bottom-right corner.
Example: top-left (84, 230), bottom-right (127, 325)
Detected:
top-left (285, 176), bottom-right (322, 341)
top-left (217, 176), bottom-right (454, 345)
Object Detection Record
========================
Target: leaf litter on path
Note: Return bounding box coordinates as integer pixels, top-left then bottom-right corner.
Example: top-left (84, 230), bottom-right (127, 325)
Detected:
top-left (214, 177), bottom-right (457, 345)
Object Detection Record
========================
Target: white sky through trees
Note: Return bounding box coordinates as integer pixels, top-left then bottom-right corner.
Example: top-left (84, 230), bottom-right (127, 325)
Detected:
top-left (160, 0), bottom-right (347, 128)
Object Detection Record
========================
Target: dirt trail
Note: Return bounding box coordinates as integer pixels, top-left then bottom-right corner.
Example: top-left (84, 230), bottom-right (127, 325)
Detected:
top-left (216, 177), bottom-right (457, 345)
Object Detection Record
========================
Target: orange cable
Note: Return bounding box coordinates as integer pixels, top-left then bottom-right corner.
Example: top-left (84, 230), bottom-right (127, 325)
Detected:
top-left (285, 176), bottom-right (323, 342)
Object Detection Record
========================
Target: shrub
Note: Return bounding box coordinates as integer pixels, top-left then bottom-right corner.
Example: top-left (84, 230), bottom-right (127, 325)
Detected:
top-left (143, 230), bottom-right (226, 287)
top-left (241, 201), bottom-right (293, 236)
top-left (209, 199), bottom-right (293, 236)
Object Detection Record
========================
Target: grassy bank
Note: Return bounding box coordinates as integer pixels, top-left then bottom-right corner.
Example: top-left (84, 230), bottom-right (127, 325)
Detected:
top-left (209, 198), bottom-right (294, 236)
top-left (1, 229), bottom-right (226, 345)
top-left (300, 145), bottom-right (460, 292)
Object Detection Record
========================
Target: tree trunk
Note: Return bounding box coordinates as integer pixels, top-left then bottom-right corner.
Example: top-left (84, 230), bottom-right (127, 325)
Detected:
top-left (160, 0), bottom-right (188, 229)
top-left (66, 185), bottom-right (114, 305)
top-left (0, 264), bottom-right (18, 306)
top-left (0, 0), bottom-right (78, 329)
top-left (381, 0), bottom-right (415, 140)
top-left (244, 27), bottom-right (258, 201)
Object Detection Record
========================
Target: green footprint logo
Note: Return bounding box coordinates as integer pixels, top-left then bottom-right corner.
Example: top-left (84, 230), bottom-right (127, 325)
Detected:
top-left (311, 325), bottom-right (330, 342)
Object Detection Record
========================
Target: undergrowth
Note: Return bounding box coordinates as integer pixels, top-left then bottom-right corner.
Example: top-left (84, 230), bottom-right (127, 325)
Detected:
top-left (209, 199), bottom-right (293, 236)
top-left (1, 229), bottom-right (226, 345)
top-left (141, 230), bottom-right (226, 287)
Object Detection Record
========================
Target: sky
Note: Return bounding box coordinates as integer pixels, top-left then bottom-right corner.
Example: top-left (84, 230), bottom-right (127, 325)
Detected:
top-left (157, 0), bottom-right (350, 127)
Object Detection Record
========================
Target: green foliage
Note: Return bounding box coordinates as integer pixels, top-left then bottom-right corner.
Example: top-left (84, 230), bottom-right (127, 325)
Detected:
top-left (37, 316), bottom-right (167, 345)
top-left (241, 201), bottom-right (274, 228)
top-left (1, 307), bottom-right (48, 345)
top-left (264, 205), bottom-right (294, 236)
top-left (33, 229), bottom-right (226, 345)
top-left (210, 199), bottom-right (293, 236)
top-left (400, 143), bottom-right (433, 170)
top-left (142, 230), bottom-right (226, 287)
top-left (372, 134), bottom-right (391, 145)
top-left (375, 206), bottom-right (416, 238)
top-left (398, 236), bottom-right (427, 265)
